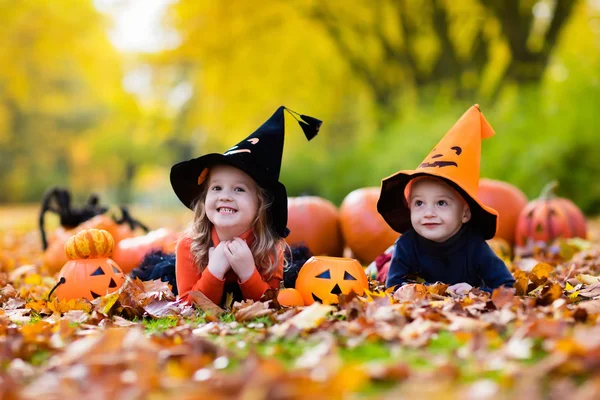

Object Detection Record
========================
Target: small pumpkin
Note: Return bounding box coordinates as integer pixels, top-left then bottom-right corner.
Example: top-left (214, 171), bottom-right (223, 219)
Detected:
top-left (277, 288), bottom-right (305, 307)
top-left (515, 181), bottom-right (587, 247)
top-left (339, 188), bottom-right (399, 264)
top-left (52, 229), bottom-right (125, 301)
top-left (286, 196), bottom-right (343, 256)
top-left (43, 214), bottom-right (119, 273)
top-left (65, 229), bottom-right (114, 260)
top-left (478, 179), bottom-right (528, 245)
top-left (295, 256), bottom-right (369, 305)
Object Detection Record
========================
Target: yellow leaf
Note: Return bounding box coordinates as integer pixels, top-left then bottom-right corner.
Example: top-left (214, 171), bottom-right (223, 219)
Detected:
top-left (529, 263), bottom-right (553, 287)
top-left (24, 274), bottom-right (43, 285)
top-left (565, 282), bottom-right (574, 291)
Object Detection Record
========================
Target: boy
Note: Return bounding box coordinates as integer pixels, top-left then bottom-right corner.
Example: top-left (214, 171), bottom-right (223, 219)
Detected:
top-left (377, 105), bottom-right (515, 294)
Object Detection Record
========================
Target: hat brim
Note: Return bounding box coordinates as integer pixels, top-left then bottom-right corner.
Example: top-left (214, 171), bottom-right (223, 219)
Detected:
top-left (170, 154), bottom-right (289, 238)
top-left (377, 170), bottom-right (498, 240)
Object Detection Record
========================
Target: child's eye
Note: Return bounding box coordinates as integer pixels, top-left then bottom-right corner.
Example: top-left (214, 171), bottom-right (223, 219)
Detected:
top-left (211, 185), bottom-right (221, 191)
top-left (234, 187), bottom-right (245, 192)
top-left (414, 200), bottom-right (423, 207)
top-left (437, 200), bottom-right (447, 206)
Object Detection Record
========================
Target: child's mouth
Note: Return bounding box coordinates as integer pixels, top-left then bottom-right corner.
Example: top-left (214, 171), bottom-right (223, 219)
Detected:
top-left (218, 207), bottom-right (237, 214)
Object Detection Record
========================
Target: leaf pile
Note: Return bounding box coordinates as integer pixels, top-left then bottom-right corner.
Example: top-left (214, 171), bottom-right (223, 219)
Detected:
top-left (2, 227), bottom-right (600, 398)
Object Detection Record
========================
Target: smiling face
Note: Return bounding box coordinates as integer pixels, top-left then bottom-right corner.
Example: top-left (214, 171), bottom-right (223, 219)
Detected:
top-left (419, 145), bottom-right (462, 169)
top-left (408, 177), bottom-right (471, 242)
top-left (205, 164), bottom-right (259, 239)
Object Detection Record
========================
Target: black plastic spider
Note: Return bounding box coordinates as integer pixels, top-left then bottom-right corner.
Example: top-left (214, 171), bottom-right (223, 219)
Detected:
top-left (39, 187), bottom-right (109, 250)
top-left (111, 206), bottom-right (150, 234)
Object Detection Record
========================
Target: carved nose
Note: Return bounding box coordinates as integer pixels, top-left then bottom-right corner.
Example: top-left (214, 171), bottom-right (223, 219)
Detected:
top-left (330, 284), bottom-right (342, 295)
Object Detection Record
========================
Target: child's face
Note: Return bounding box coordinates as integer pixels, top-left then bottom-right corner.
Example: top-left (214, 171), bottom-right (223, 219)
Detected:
top-left (205, 165), bottom-right (259, 236)
top-left (408, 177), bottom-right (471, 243)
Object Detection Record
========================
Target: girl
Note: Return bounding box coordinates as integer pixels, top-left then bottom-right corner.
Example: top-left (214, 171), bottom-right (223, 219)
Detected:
top-left (170, 106), bottom-right (321, 306)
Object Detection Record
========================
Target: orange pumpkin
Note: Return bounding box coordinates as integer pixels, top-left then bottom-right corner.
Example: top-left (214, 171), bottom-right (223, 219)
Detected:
top-left (478, 179), bottom-right (528, 245)
top-left (515, 181), bottom-right (587, 247)
top-left (277, 288), bottom-right (305, 307)
top-left (44, 214), bottom-right (119, 273)
top-left (339, 188), bottom-right (399, 264)
top-left (111, 228), bottom-right (179, 273)
top-left (52, 229), bottom-right (125, 301)
top-left (295, 256), bottom-right (369, 305)
top-left (65, 229), bottom-right (114, 260)
top-left (286, 196), bottom-right (343, 256)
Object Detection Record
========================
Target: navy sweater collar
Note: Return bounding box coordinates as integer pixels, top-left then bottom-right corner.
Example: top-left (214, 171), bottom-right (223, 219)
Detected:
top-left (415, 224), bottom-right (470, 256)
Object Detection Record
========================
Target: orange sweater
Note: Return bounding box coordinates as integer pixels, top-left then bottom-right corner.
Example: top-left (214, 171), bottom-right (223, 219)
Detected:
top-left (176, 228), bottom-right (283, 305)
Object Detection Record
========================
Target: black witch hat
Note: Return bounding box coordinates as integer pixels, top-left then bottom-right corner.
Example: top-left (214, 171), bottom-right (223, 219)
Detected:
top-left (170, 106), bottom-right (322, 238)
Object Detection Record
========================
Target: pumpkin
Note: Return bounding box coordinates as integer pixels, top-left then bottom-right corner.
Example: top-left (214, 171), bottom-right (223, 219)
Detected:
top-left (44, 214), bottom-right (147, 274)
top-left (111, 228), bottom-right (179, 273)
top-left (52, 229), bottom-right (125, 301)
top-left (339, 188), bottom-right (399, 264)
top-left (295, 256), bottom-right (369, 305)
top-left (486, 237), bottom-right (512, 260)
top-left (286, 196), bottom-right (343, 256)
top-left (277, 288), bottom-right (305, 307)
top-left (43, 214), bottom-right (119, 274)
top-left (65, 229), bottom-right (114, 260)
top-left (478, 179), bottom-right (528, 245)
top-left (515, 181), bottom-right (587, 247)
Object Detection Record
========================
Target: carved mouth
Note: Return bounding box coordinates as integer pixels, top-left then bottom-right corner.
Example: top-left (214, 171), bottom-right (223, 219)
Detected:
top-left (419, 161), bottom-right (458, 168)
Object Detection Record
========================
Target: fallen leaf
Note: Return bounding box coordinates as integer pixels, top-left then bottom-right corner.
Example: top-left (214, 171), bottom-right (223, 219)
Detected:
top-left (188, 291), bottom-right (225, 317)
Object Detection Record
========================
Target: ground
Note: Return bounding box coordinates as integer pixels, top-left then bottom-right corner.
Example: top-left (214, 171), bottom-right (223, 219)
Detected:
top-left (1, 205), bottom-right (600, 399)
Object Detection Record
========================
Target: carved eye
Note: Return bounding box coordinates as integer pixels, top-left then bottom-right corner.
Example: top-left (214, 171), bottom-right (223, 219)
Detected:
top-left (90, 267), bottom-right (105, 276)
top-left (451, 146), bottom-right (462, 155)
top-left (343, 271), bottom-right (357, 281)
top-left (315, 270), bottom-right (331, 279)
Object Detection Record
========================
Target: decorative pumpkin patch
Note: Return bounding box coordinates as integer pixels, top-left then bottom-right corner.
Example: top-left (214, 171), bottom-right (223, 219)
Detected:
top-left (286, 196), bottom-right (343, 257)
top-left (515, 181), bottom-right (587, 247)
top-left (277, 288), bottom-right (305, 307)
top-left (478, 178), bottom-right (528, 245)
top-left (51, 229), bottom-right (125, 301)
top-left (295, 256), bottom-right (368, 305)
top-left (340, 188), bottom-right (399, 264)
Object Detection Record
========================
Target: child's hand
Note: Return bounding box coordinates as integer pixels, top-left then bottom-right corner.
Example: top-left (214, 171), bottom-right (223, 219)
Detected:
top-left (207, 242), bottom-right (230, 279)
top-left (447, 282), bottom-right (473, 296)
top-left (224, 238), bottom-right (255, 282)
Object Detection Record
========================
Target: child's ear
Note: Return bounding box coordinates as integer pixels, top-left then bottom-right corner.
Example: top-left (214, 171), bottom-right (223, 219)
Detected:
top-left (462, 206), bottom-right (472, 223)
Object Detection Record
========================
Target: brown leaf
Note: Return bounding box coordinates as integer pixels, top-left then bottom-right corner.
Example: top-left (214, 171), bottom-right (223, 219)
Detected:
top-left (144, 300), bottom-right (183, 318)
top-left (427, 282), bottom-right (450, 296)
top-left (491, 286), bottom-right (515, 309)
top-left (575, 299), bottom-right (600, 314)
top-left (577, 283), bottom-right (600, 298)
top-left (536, 283), bottom-right (563, 306)
top-left (233, 300), bottom-right (274, 322)
top-left (392, 284), bottom-right (428, 303)
top-left (187, 290), bottom-right (225, 317)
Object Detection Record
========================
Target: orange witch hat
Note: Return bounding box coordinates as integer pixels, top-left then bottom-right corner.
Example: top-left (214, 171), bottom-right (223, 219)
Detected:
top-left (377, 104), bottom-right (499, 239)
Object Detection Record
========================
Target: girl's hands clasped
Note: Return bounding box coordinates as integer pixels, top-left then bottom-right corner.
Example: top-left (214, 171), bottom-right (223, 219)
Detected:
top-left (207, 242), bottom-right (231, 279)
top-left (224, 237), bottom-right (255, 282)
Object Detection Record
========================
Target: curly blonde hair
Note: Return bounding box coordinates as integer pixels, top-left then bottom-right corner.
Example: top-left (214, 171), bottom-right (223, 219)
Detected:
top-left (186, 169), bottom-right (285, 280)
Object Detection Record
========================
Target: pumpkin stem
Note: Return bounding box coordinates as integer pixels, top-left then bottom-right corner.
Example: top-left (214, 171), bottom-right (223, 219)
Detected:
top-left (539, 180), bottom-right (559, 200)
top-left (47, 277), bottom-right (66, 300)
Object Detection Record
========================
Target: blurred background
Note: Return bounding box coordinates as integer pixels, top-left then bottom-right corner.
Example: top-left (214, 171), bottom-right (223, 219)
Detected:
top-left (1, 0), bottom-right (599, 215)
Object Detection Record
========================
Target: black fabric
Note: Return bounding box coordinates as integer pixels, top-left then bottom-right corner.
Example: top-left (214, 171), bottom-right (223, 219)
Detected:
top-left (130, 250), bottom-right (178, 295)
top-left (385, 224), bottom-right (515, 293)
top-left (283, 245), bottom-right (313, 289)
top-left (170, 106), bottom-right (321, 238)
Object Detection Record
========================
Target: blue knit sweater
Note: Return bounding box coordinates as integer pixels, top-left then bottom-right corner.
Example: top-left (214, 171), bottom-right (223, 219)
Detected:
top-left (385, 224), bottom-right (515, 292)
